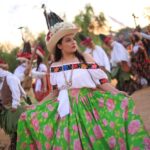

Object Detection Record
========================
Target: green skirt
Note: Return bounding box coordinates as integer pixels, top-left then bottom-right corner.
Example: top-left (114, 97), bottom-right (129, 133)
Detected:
top-left (17, 88), bottom-right (150, 150)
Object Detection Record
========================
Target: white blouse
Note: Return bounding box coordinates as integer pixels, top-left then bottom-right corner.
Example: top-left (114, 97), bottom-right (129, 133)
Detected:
top-left (0, 69), bottom-right (26, 108)
top-left (33, 63), bottom-right (47, 92)
top-left (50, 63), bottom-right (108, 118)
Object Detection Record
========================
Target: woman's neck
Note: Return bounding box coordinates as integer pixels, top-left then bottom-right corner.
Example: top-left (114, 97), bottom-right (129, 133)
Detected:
top-left (61, 54), bottom-right (77, 63)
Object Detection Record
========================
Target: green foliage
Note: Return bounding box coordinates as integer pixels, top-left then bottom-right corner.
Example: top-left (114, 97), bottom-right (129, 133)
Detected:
top-left (36, 32), bottom-right (50, 62)
top-left (36, 32), bottom-right (47, 53)
top-left (0, 47), bottom-right (19, 72)
top-left (73, 4), bottom-right (106, 49)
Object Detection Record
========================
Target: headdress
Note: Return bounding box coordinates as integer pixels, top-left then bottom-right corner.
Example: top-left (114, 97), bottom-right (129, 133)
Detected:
top-left (42, 6), bottom-right (79, 53)
top-left (17, 41), bottom-right (32, 61)
top-left (78, 33), bottom-right (92, 46)
top-left (99, 34), bottom-right (112, 44)
top-left (35, 46), bottom-right (45, 58)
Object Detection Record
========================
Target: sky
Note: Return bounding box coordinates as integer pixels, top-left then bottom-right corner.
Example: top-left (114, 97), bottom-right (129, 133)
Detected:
top-left (0, 0), bottom-right (150, 46)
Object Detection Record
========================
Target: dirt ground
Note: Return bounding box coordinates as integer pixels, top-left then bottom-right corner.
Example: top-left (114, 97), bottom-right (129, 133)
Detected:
top-left (0, 87), bottom-right (150, 149)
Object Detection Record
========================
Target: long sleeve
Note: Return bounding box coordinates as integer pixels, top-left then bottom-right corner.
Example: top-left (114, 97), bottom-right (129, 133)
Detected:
top-left (31, 69), bottom-right (46, 79)
top-left (99, 50), bottom-right (111, 72)
top-left (6, 75), bottom-right (23, 108)
top-left (14, 65), bottom-right (26, 82)
top-left (14, 70), bottom-right (25, 82)
top-left (88, 68), bottom-right (108, 85)
top-left (111, 41), bottom-right (130, 67)
top-left (141, 32), bottom-right (150, 40)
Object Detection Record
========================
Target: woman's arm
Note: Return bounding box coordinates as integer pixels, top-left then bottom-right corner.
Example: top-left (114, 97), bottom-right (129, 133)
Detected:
top-left (98, 83), bottom-right (128, 96)
top-left (141, 32), bottom-right (150, 40)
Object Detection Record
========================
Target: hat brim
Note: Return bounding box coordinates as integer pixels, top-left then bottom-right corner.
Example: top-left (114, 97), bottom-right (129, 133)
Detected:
top-left (46, 28), bottom-right (79, 53)
top-left (16, 57), bottom-right (29, 61)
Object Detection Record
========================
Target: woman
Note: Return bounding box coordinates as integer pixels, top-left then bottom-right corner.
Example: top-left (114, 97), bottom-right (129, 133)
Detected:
top-left (17, 22), bottom-right (150, 150)
top-left (32, 46), bottom-right (50, 102)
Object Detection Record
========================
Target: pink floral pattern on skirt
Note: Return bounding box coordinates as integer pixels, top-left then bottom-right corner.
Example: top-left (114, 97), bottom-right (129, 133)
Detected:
top-left (17, 88), bottom-right (150, 150)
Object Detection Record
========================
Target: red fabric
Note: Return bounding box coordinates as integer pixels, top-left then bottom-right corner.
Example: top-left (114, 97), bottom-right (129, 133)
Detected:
top-left (34, 74), bottom-right (51, 102)
top-left (17, 52), bottom-right (32, 59)
top-left (0, 59), bottom-right (5, 64)
top-left (99, 78), bottom-right (108, 84)
top-left (104, 36), bottom-right (112, 44)
top-left (36, 46), bottom-right (45, 56)
top-left (80, 37), bottom-right (92, 45)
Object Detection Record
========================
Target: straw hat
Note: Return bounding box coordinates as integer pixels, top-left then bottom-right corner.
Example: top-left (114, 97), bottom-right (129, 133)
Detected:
top-left (45, 22), bottom-right (79, 53)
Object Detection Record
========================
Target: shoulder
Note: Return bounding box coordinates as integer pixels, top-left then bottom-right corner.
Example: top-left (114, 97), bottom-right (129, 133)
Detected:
top-left (51, 61), bottom-right (62, 67)
top-left (84, 48), bottom-right (91, 53)
top-left (82, 53), bottom-right (95, 63)
top-left (39, 63), bottom-right (47, 70)
top-left (7, 74), bottom-right (19, 83)
top-left (39, 63), bottom-right (46, 67)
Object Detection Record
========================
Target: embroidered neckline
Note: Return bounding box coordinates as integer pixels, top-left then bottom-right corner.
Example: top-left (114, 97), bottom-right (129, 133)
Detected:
top-left (51, 63), bottom-right (100, 72)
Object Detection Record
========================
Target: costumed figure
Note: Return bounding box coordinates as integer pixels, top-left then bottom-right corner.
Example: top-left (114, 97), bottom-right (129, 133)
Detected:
top-left (14, 41), bottom-right (37, 104)
top-left (79, 33), bottom-right (111, 80)
top-left (16, 13), bottom-right (150, 149)
top-left (99, 34), bottom-right (140, 95)
top-left (0, 59), bottom-right (28, 149)
top-left (129, 33), bottom-right (150, 86)
top-left (32, 45), bottom-right (51, 102)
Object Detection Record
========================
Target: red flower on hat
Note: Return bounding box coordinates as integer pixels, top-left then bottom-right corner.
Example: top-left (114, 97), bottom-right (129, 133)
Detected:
top-left (36, 46), bottom-right (45, 58)
top-left (46, 31), bottom-right (53, 42)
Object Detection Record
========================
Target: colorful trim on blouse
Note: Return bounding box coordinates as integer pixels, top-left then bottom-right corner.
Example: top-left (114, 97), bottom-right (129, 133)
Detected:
top-left (51, 63), bottom-right (100, 73)
top-left (50, 63), bottom-right (108, 84)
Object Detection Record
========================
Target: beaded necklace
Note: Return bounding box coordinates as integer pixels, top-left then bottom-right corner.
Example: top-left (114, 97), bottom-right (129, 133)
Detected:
top-left (61, 59), bottom-right (74, 90)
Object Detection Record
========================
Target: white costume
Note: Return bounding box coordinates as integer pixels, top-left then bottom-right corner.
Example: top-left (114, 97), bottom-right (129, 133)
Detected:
top-left (32, 63), bottom-right (47, 92)
top-left (110, 41), bottom-right (130, 67)
top-left (0, 68), bottom-right (26, 108)
top-left (141, 32), bottom-right (150, 40)
top-left (14, 63), bottom-right (46, 83)
top-left (84, 45), bottom-right (111, 72)
top-left (14, 63), bottom-right (27, 82)
top-left (50, 62), bottom-right (108, 117)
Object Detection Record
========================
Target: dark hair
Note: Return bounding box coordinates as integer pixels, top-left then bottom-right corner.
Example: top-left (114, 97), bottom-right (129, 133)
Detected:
top-left (133, 34), bottom-right (140, 42)
top-left (54, 38), bottom-right (86, 63)
top-left (36, 55), bottom-right (43, 71)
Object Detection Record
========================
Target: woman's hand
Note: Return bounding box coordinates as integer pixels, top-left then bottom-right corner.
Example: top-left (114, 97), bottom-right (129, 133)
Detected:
top-left (111, 90), bottom-right (129, 97)
top-left (99, 83), bottom-right (129, 97)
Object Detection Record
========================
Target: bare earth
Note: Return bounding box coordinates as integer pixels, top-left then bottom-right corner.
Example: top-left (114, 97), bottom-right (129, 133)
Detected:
top-left (0, 87), bottom-right (150, 149)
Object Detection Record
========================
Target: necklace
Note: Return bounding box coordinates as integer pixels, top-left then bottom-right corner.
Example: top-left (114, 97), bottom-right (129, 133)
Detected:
top-left (61, 59), bottom-right (74, 90)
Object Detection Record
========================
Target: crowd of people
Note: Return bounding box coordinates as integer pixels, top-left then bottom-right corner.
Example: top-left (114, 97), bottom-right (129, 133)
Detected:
top-left (0, 17), bottom-right (150, 150)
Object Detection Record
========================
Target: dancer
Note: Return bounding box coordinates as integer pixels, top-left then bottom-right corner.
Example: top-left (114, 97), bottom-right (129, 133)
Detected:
top-left (17, 22), bottom-right (150, 150)
top-left (79, 34), bottom-right (111, 73)
top-left (0, 59), bottom-right (26, 149)
top-left (99, 34), bottom-right (140, 95)
top-left (32, 45), bottom-right (50, 101)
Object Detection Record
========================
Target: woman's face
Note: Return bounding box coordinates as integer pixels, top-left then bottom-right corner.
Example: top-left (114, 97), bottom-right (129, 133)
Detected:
top-left (57, 34), bottom-right (77, 54)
